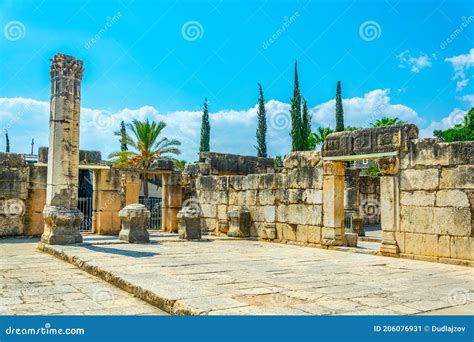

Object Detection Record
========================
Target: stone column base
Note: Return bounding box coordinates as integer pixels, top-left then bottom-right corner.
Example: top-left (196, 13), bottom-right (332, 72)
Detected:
top-left (41, 206), bottom-right (83, 245)
top-left (118, 204), bottom-right (150, 243)
top-left (177, 207), bottom-right (202, 240)
top-left (380, 239), bottom-right (399, 255)
top-left (321, 227), bottom-right (344, 247)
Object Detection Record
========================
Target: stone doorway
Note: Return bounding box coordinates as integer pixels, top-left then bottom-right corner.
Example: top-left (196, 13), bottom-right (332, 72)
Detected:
top-left (78, 170), bottom-right (94, 232)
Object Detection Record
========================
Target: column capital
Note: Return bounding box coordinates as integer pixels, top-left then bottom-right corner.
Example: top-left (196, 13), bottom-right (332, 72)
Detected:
top-left (50, 53), bottom-right (84, 80)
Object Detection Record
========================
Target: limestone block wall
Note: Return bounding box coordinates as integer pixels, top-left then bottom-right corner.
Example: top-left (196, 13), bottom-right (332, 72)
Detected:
top-left (0, 153), bottom-right (29, 236)
top-left (399, 139), bottom-right (473, 263)
top-left (195, 151), bottom-right (324, 244)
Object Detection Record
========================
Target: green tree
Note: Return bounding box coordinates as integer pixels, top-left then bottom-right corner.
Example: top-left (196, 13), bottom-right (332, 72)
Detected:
top-left (108, 119), bottom-right (181, 200)
top-left (5, 130), bottom-right (10, 153)
top-left (255, 83), bottom-right (267, 157)
top-left (290, 61), bottom-right (302, 151)
top-left (301, 97), bottom-right (312, 150)
top-left (115, 121), bottom-right (128, 151)
top-left (335, 81), bottom-right (344, 132)
top-left (173, 159), bottom-right (187, 171)
top-left (434, 108), bottom-right (474, 142)
top-left (199, 98), bottom-right (210, 153)
top-left (274, 155), bottom-right (284, 168)
top-left (308, 127), bottom-right (334, 149)
top-left (371, 117), bottom-right (405, 127)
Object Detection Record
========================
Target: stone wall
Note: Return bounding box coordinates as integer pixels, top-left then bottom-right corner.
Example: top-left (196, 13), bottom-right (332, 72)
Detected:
top-left (398, 139), bottom-right (473, 264)
top-left (0, 153), bottom-right (29, 236)
top-left (195, 151), bottom-right (324, 244)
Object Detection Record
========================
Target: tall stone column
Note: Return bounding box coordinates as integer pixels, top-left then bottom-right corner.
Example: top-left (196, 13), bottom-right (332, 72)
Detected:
top-left (41, 53), bottom-right (84, 245)
top-left (321, 161), bottom-right (345, 246)
top-left (378, 157), bottom-right (400, 255)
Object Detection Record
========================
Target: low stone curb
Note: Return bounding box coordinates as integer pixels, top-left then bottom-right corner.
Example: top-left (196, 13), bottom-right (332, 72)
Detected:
top-left (37, 242), bottom-right (197, 315)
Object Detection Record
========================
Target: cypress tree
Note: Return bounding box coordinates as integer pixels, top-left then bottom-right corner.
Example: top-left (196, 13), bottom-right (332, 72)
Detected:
top-left (5, 130), bottom-right (10, 153)
top-left (301, 97), bottom-right (311, 150)
top-left (119, 121), bottom-right (128, 151)
top-left (255, 83), bottom-right (267, 157)
top-left (290, 61), bottom-right (302, 151)
top-left (335, 80), bottom-right (344, 132)
top-left (199, 98), bottom-right (210, 153)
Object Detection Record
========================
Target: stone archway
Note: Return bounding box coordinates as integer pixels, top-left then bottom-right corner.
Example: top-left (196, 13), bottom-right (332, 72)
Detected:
top-left (321, 125), bottom-right (419, 253)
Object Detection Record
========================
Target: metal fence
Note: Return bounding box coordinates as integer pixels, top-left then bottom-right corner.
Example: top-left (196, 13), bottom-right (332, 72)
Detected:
top-left (344, 211), bottom-right (354, 230)
top-left (139, 197), bottom-right (162, 230)
top-left (77, 197), bottom-right (93, 232)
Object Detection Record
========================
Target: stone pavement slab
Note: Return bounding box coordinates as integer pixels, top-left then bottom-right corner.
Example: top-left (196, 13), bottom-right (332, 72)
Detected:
top-left (0, 237), bottom-right (167, 315)
top-left (37, 232), bottom-right (474, 316)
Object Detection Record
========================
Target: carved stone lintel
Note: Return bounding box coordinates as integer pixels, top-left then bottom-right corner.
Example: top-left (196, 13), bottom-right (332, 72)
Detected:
top-left (41, 206), bottom-right (83, 245)
top-left (118, 204), bottom-right (150, 243)
top-left (377, 156), bottom-right (400, 175)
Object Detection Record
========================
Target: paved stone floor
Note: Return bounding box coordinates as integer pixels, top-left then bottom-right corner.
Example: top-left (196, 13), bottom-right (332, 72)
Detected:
top-left (36, 233), bottom-right (474, 315)
top-left (0, 238), bottom-right (167, 315)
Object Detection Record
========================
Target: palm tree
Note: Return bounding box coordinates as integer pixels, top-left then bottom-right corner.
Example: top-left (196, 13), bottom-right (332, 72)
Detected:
top-left (109, 119), bottom-right (181, 200)
top-left (173, 159), bottom-right (187, 171)
top-left (371, 117), bottom-right (405, 127)
top-left (308, 127), bottom-right (334, 149)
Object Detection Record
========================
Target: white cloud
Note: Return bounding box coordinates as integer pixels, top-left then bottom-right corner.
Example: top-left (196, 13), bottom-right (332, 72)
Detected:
top-left (311, 89), bottom-right (420, 128)
top-left (419, 95), bottom-right (472, 137)
top-left (445, 48), bottom-right (474, 91)
top-left (397, 50), bottom-right (433, 73)
top-left (0, 89), bottom-right (422, 161)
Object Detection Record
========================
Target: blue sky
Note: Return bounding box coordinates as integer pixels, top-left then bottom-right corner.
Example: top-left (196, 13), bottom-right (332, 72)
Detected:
top-left (0, 0), bottom-right (473, 161)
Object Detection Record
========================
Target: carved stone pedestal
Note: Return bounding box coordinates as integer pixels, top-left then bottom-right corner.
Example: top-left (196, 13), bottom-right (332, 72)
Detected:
top-left (118, 204), bottom-right (150, 243)
top-left (177, 207), bottom-right (202, 240)
top-left (41, 206), bottom-right (83, 245)
top-left (227, 208), bottom-right (251, 238)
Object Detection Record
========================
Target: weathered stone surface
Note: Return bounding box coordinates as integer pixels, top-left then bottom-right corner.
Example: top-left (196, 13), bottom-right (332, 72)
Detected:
top-left (277, 204), bottom-right (322, 226)
top-left (400, 191), bottom-right (435, 206)
top-left (400, 206), bottom-right (471, 236)
top-left (200, 204), bottom-right (217, 218)
top-left (436, 190), bottom-right (470, 207)
top-left (344, 232), bottom-right (358, 247)
top-left (400, 169), bottom-right (439, 190)
top-left (440, 166), bottom-right (474, 189)
top-left (118, 204), bottom-right (150, 243)
top-left (402, 139), bottom-right (474, 169)
top-left (296, 225), bottom-right (308, 243)
top-left (177, 206), bottom-right (202, 240)
top-left (41, 206), bottom-right (83, 245)
top-left (257, 223), bottom-right (277, 240)
top-left (450, 237), bottom-right (473, 260)
top-left (38, 147), bottom-right (102, 165)
top-left (227, 208), bottom-right (251, 238)
top-left (404, 233), bottom-right (439, 257)
top-left (307, 225), bottom-right (321, 244)
top-left (283, 151), bottom-right (322, 170)
top-left (200, 152), bottom-right (274, 175)
top-left (302, 189), bottom-right (322, 204)
top-left (218, 219), bottom-right (229, 234)
top-left (258, 189), bottom-right (275, 205)
top-left (322, 124), bottom-right (418, 157)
